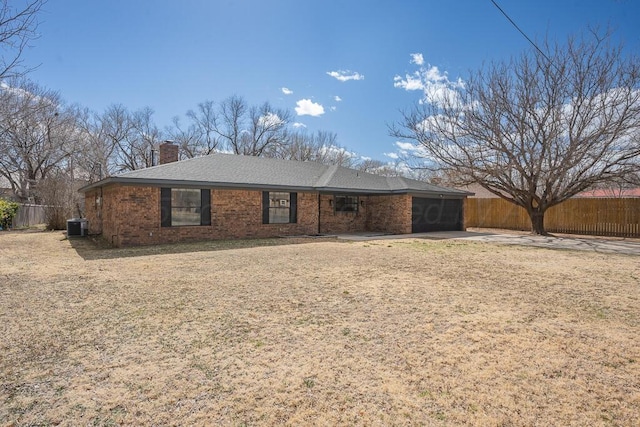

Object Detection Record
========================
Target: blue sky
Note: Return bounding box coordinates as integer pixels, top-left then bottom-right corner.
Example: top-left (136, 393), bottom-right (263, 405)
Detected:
top-left (19, 0), bottom-right (640, 163)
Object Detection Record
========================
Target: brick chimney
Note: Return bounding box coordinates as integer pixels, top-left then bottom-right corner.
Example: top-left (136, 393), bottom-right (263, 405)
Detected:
top-left (159, 141), bottom-right (179, 165)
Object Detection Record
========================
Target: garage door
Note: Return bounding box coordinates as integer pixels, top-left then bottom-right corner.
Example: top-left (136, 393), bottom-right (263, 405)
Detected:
top-left (412, 197), bottom-right (463, 233)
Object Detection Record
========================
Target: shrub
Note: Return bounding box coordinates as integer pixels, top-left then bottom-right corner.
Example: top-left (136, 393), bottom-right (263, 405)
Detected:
top-left (0, 198), bottom-right (20, 230)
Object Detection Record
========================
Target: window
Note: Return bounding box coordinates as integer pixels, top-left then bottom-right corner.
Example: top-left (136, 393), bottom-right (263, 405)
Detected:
top-left (171, 189), bottom-right (201, 226)
top-left (334, 195), bottom-right (359, 212)
top-left (161, 188), bottom-right (211, 227)
top-left (262, 191), bottom-right (297, 224)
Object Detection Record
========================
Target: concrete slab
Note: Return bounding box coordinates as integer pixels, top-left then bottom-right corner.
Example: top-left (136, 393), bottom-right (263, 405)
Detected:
top-left (335, 230), bottom-right (640, 255)
top-left (456, 232), bottom-right (640, 255)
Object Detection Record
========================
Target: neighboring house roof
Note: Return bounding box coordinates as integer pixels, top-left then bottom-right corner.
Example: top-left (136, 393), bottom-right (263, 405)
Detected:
top-left (457, 183), bottom-right (640, 199)
top-left (79, 153), bottom-right (471, 197)
top-left (575, 188), bottom-right (640, 198)
top-left (456, 183), bottom-right (497, 198)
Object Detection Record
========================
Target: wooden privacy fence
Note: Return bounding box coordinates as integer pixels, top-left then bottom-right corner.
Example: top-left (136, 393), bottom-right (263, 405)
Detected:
top-left (12, 204), bottom-right (47, 228)
top-left (465, 198), bottom-right (640, 238)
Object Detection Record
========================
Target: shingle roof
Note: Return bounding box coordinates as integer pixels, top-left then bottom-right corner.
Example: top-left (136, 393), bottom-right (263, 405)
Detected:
top-left (79, 153), bottom-right (470, 197)
top-left (575, 188), bottom-right (640, 198)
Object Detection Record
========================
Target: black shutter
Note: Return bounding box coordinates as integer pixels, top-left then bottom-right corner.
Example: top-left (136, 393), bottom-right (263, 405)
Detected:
top-left (160, 188), bottom-right (172, 227)
top-left (262, 191), bottom-right (270, 224)
top-left (289, 192), bottom-right (297, 223)
top-left (200, 189), bottom-right (211, 226)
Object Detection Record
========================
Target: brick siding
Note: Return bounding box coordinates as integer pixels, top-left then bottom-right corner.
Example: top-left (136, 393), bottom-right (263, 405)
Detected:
top-left (85, 185), bottom-right (318, 246)
top-left (318, 194), bottom-right (368, 234)
top-left (366, 194), bottom-right (413, 234)
top-left (85, 185), bottom-right (418, 246)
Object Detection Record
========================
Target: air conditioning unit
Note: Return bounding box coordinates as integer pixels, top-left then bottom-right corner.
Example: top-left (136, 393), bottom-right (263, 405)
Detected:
top-left (67, 218), bottom-right (88, 237)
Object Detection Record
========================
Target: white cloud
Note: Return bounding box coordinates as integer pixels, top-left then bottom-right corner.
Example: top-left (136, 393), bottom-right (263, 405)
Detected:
top-left (258, 112), bottom-right (284, 127)
top-left (295, 99), bottom-right (325, 116)
top-left (394, 57), bottom-right (465, 107)
top-left (393, 162), bottom-right (417, 178)
top-left (281, 87), bottom-right (293, 95)
top-left (334, 95), bottom-right (342, 102)
top-left (320, 145), bottom-right (357, 160)
top-left (326, 70), bottom-right (365, 82)
top-left (293, 122), bottom-right (307, 128)
top-left (395, 141), bottom-right (419, 151)
top-left (393, 73), bottom-right (424, 91)
top-left (330, 106), bottom-right (337, 112)
top-left (425, 65), bottom-right (448, 82)
top-left (394, 141), bottom-right (430, 157)
top-left (384, 152), bottom-right (399, 160)
top-left (410, 53), bottom-right (424, 65)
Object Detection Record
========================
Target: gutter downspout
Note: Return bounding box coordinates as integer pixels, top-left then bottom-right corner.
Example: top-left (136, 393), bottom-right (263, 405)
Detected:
top-left (317, 192), bottom-right (321, 235)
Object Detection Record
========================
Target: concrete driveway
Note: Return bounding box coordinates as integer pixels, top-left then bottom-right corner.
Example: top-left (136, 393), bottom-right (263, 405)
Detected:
top-left (336, 230), bottom-right (640, 255)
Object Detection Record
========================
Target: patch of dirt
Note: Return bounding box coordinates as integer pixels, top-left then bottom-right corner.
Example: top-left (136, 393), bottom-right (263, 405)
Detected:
top-left (1, 231), bottom-right (639, 425)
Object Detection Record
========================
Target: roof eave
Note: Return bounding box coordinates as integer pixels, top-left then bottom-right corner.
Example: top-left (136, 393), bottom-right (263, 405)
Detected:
top-left (79, 177), bottom-right (319, 193)
top-left (78, 177), bottom-right (472, 198)
top-left (317, 187), bottom-right (470, 197)
top-left (402, 189), bottom-right (469, 198)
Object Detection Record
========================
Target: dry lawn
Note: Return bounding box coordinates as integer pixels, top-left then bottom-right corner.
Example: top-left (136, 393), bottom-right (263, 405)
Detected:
top-left (1, 231), bottom-right (639, 426)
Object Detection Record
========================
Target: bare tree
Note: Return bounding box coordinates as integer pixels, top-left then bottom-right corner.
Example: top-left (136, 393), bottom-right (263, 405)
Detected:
top-left (94, 105), bottom-right (162, 172)
top-left (391, 30), bottom-right (640, 235)
top-left (273, 130), bottom-right (358, 167)
top-left (0, 79), bottom-right (78, 202)
top-left (98, 104), bottom-right (136, 172)
top-left (71, 104), bottom-right (163, 177)
top-left (312, 142), bottom-right (357, 168)
top-left (168, 116), bottom-right (199, 159)
top-left (275, 130), bottom-right (334, 161)
top-left (36, 168), bottom-right (81, 229)
top-left (0, 0), bottom-right (46, 79)
top-left (204, 96), bottom-right (291, 156)
top-left (214, 95), bottom-right (246, 153)
top-left (357, 159), bottom-right (404, 177)
top-left (74, 107), bottom-right (117, 182)
top-left (167, 100), bottom-right (220, 158)
top-left (169, 96), bottom-right (387, 170)
top-left (128, 107), bottom-right (160, 169)
top-left (238, 100), bottom-right (291, 156)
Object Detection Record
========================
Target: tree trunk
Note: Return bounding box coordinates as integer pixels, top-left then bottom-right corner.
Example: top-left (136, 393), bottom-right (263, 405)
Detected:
top-left (528, 208), bottom-right (547, 235)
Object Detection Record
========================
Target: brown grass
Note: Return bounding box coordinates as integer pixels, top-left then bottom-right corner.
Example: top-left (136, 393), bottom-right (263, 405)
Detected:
top-left (1, 231), bottom-right (639, 426)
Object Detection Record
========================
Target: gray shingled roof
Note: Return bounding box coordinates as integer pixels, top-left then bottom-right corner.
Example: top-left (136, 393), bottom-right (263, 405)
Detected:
top-left (79, 153), bottom-right (470, 197)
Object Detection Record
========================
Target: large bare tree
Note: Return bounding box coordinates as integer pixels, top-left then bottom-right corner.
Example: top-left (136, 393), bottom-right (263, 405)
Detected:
top-left (168, 96), bottom-right (291, 157)
top-left (94, 104), bottom-right (162, 173)
top-left (205, 95), bottom-right (291, 156)
top-left (168, 96), bottom-right (407, 174)
top-left (72, 104), bottom-right (164, 179)
top-left (391, 30), bottom-right (640, 234)
top-left (0, 79), bottom-right (79, 202)
top-left (167, 100), bottom-right (220, 158)
top-left (0, 0), bottom-right (45, 80)
top-left (272, 130), bottom-right (357, 166)
top-left (74, 107), bottom-right (117, 182)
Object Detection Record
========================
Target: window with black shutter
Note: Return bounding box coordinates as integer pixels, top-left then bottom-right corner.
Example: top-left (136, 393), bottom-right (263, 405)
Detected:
top-left (160, 188), bottom-right (211, 227)
top-left (262, 191), bottom-right (297, 224)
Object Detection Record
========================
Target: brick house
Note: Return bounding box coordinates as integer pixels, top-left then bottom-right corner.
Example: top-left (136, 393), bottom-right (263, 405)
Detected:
top-left (79, 143), bottom-right (471, 247)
